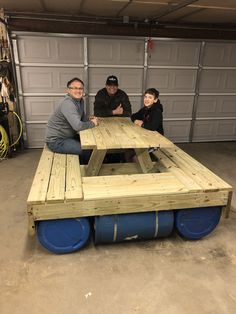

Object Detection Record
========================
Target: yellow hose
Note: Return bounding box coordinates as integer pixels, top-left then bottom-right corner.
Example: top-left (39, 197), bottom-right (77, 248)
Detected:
top-left (10, 111), bottom-right (23, 147)
top-left (0, 111), bottom-right (23, 160)
top-left (0, 124), bottom-right (9, 159)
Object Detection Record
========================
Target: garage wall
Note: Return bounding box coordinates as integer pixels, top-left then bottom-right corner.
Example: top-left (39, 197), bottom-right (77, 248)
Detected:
top-left (12, 33), bottom-right (236, 148)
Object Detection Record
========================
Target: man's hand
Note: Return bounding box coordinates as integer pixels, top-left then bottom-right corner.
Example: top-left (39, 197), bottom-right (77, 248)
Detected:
top-left (134, 119), bottom-right (143, 127)
top-left (112, 104), bottom-right (123, 115)
top-left (90, 116), bottom-right (99, 126)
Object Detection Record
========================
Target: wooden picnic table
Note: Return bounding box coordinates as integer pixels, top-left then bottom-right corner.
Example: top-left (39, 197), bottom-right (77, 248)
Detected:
top-left (26, 117), bottom-right (232, 236)
top-left (80, 117), bottom-right (174, 176)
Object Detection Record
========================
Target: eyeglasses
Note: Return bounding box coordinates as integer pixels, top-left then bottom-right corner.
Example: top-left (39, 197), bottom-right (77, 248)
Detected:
top-left (68, 87), bottom-right (84, 91)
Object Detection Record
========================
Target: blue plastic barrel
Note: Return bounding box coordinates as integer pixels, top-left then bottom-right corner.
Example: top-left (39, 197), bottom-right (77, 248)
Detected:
top-left (175, 206), bottom-right (222, 240)
top-left (94, 210), bottom-right (174, 244)
top-left (37, 217), bottom-right (91, 254)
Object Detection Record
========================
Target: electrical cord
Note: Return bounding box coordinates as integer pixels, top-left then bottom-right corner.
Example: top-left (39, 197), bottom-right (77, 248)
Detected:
top-left (0, 111), bottom-right (23, 160)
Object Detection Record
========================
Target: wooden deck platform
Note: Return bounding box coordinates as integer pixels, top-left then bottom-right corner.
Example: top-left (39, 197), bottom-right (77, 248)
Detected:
top-left (27, 144), bottom-right (232, 235)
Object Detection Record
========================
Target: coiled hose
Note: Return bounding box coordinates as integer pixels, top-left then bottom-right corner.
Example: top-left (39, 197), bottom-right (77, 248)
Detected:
top-left (0, 111), bottom-right (23, 160)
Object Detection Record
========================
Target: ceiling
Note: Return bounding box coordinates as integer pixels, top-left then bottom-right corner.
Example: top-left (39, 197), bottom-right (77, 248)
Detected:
top-left (1, 0), bottom-right (236, 39)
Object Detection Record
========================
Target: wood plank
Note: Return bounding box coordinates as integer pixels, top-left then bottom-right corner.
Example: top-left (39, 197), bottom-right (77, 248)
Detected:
top-left (85, 148), bottom-right (107, 176)
top-left (97, 119), bottom-right (121, 149)
top-left (223, 190), bottom-right (232, 218)
top-left (82, 173), bottom-right (188, 200)
top-left (90, 126), bottom-right (107, 150)
top-left (79, 128), bottom-right (96, 149)
top-left (154, 149), bottom-right (202, 192)
top-left (119, 119), bottom-right (149, 148)
top-left (27, 146), bottom-right (54, 205)
top-left (162, 146), bottom-right (232, 191)
top-left (65, 154), bottom-right (83, 201)
top-left (31, 190), bottom-right (229, 221)
top-left (27, 205), bottom-right (36, 236)
top-left (88, 162), bottom-right (142, 176)
top-left (135, 148), bottom-right (155, 173)
top-left (104, 118), bottom-right (134, 148)
top-left (46, 153), bottom-right (66, 203)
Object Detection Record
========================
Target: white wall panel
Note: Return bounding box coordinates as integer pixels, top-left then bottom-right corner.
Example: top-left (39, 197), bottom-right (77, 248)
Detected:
top-left (164, 121), bottom-right (191, 142)
top-left (148, 41), bottom-right (200, 66)
top-left (89, 68), bottom-right (143, 93)
top-left (199, 70), bottom-right (236, 93)
top-left (24, 97), bottom-right (62, 121)
top-left (196, 96), bottom-right (236, 118)
top-left (21, 67), bottom-right (84, 93)
top-left (160, 95), bottom-right (194, 119)
top-left (147, 69), bottom-right (197, 93)
top-left (26, 124), bottom-right (47, 148)
top-left (88, 38), bottom-right (144, 65)
top-left (202, 42), bottom-right (236, 67)
top-left (193, 120), bottom-right (236, 141)
top-left (18, 36), bottom-right (84, 63)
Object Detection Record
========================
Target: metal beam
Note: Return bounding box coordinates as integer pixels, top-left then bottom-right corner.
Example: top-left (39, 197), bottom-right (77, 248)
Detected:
top-left (116, 0), bottom-right (134, 17)
top-left (7, 17), bottom-right (236, 40)
top-left (39, 0), bottom-right (47, 12)
top-left (76, 0), bottom-right (86, 15)
top-left (150, 0), bottom-right (199, 22)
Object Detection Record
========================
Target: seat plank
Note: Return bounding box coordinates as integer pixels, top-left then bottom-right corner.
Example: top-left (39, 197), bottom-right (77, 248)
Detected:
top-left (27, 146), bottom-right (54, 205)
top-left (82, 173), bottom-right (189, 200)
top-left (65, 154), bottom-right (83, 201)
top-left (154, 149), bottom-right (202, 192)
top-left (162, 146), bottom-right (232, 191)
top-left (46, 153), bottom-right (66, 203)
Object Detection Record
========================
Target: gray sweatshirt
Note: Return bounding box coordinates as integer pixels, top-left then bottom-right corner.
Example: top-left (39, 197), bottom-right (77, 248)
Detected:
top-left (45, 94), bottom-right (94, 143)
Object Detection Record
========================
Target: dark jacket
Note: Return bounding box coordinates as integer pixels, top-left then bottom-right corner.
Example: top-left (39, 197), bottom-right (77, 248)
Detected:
top-left (94, 88), bottom-right (132, 117)
top-left (131, 100), bottom-right (164, 135)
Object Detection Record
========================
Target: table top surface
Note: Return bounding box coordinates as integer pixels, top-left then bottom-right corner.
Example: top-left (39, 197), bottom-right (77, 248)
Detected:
top-left (80, 117), bottom-right (173, 150)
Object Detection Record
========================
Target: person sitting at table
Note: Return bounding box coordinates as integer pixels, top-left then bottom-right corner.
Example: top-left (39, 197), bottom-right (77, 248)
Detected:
top-left (93, 75), bottom-right (132, 117)
top-left (45, 77), bottom-right (98, 164)
top-left (131, 88), bottom-right (164, 134)
top-left (126, 88), bottom-right (164, 162)
top-left (94, 75), bottom-right (132, 163)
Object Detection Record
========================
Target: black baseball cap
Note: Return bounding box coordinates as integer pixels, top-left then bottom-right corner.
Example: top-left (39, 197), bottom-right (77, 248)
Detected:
top-left (106, 75), bottom-right (118, 86)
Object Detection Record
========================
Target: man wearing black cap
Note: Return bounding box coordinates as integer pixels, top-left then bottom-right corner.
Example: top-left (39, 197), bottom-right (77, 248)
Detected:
top-left (94, 75), bottom-right (132, 117)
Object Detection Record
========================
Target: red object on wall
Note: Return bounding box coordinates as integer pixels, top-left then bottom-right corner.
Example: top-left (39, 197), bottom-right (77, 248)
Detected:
top-left (147, 37), bottom-right (154, 57)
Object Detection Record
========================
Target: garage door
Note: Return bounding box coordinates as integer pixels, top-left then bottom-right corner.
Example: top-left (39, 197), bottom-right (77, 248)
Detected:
top-left (12, 33), bottom-right (236, 147)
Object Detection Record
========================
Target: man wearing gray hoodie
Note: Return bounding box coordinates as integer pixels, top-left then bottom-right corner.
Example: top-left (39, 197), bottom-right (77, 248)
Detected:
top-left (45, 77), bottom-right (98, 163)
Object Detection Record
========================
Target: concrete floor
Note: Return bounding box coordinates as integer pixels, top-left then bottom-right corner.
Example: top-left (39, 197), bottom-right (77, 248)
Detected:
top-left (0, 142), bottom-right (236, 314)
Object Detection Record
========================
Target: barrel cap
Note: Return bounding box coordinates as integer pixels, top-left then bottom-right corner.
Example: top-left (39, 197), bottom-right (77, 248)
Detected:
top-left (37, 218), bottom-right (91, 254)
top-left (175, 206), bottom-right (222, 240)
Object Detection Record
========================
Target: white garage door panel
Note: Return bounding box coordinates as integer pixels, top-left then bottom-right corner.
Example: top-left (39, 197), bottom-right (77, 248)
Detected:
top-left (18, 36), bottom-right (84, 63)
top-left (196, 96), bottom-right (236, 118)
top-left (88, 96), bottom-right (142, 116)
top-left (193, 120), bottom-right (236, 141)
top-left (15, 34), bottom-right (236, 146)
top-left (89, 68), bottom-right (143, 93)
top-left (148, 41), bottom-right (200, 66)
top-left (164, 121), bottom-right (191, 142)
top-left (160, 96), bottom-right (194, 119)
top-left (24, 96), bottom-right (62, 121)
top-left (88, 38), bottom-right (144, 65)
top-left (26, 124), bottom-right (47, 148)
top-left (199, 70), bottom-right (236, 93)
top-left (147, 69), bottom-right (197, 92)
top-left (202, 42), bottom-right (236, 66)
top-left (21, 67), bottom-right (84, 93)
